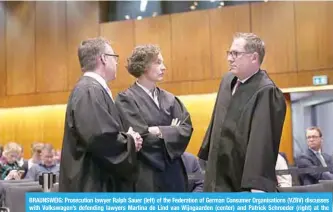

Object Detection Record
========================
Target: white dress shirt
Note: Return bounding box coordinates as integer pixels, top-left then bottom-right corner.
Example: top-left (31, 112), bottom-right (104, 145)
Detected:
top-left (136, 81), bottom-right (159, 108)
top-left (310, 148), bottom-right (327, 167)
top-left (83, 72), bottom-right (114, 101)
top-left (232, 70), bottom-right (259, 95)
top-left (275, 154), bottom-right (292, 187)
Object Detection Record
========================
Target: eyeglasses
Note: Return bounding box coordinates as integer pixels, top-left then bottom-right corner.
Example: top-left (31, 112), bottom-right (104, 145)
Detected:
top-left (307, 135), bottom-right (321, 139)
top-left (104, 53), bottom-right (119, 62)
top-left (226, 51), bottom-right (252, 59)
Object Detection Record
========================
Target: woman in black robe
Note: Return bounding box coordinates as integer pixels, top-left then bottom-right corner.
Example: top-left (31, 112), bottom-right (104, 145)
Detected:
top-left (115, 44), bottom-right (193, 192)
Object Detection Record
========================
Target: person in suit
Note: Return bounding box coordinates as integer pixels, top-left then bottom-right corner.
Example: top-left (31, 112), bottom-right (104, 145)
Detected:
top-left (181, 152), bottom-right (204, 192)
top-left (295, 126), bottom-right (333, 185)
top-left (59, 37), bottom-right (143, 192)
top-left (198, 32), bottom-right (286, 192)
top-left (25, 144), bottom-right (60, 181)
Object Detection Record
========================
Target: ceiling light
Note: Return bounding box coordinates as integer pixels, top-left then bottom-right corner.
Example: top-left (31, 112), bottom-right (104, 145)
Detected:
top-left (140, 0), bottom-right (148, 12)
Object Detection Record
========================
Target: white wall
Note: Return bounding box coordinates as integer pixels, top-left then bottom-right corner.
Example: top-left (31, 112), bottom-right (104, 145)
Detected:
top-left (315, 102), bottom-right (333, 155)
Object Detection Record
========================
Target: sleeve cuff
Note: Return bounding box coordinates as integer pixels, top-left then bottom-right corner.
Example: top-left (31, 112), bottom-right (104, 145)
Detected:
top-left (242, 176), bottom-right (277, 192)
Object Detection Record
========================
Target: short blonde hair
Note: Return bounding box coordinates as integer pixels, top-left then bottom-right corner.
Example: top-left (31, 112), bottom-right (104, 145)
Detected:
top-left (234, 32), bottom-right (265, 64)
top-left (3, 142), bottom-right (21, 157)
top-left (31, 142), bottom-right (44, 155)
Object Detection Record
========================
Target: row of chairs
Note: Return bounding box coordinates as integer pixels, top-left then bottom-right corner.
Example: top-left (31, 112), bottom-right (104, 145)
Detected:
top-left (278, 180), bottom-right (333, 192)
top-left (0, 173), bottom-right (58, 212)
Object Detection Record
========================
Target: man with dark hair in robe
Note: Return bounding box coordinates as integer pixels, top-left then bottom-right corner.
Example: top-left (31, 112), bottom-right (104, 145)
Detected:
top-left (59, 37), bottom-right (143, 192)
top-left (115, 44), bottom-right (193, 192)
top-left (198, 33), bottom-right (286, 192)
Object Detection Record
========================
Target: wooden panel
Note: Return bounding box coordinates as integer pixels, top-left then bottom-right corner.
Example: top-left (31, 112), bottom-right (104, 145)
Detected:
top-left (2, 69), bottom-right (332, 108)
top-left (0, 2), bottom-right (5, 97)
top-left (295, 2), bottom-right (333, 71)
top-left (297, 69), bottom-right (333, 87)
top-left (135, 15), bottom-right (172, 82)
top-left (171, 10), bottom-right (211, 81)
top-left (100, 21), bottom-right (135, 89)
top-left (159, 78), bottom-right (221, 96)
top-left (209, 5), bottom-right (250, 78)
top-left (0, 91), bottom-right (70, 108)
top-left (268, 72), bottom-right (298, 89)
top-left (67, 2), bottom-right (99, 90)
top-left (251, 2), bottom-right (297, 74)
top-left (36, 2), bottom-right (67, 93)
top-left (6, 2), bottom-right (36, 95)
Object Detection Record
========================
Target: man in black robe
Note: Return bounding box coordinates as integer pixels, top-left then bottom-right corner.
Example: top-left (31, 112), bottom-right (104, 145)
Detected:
top-left (59, 37), bottom-right (143, 192)
top-left (198, 33), bottom-right (286, 192)
top-left (115, 44), bottom-right (193, 192)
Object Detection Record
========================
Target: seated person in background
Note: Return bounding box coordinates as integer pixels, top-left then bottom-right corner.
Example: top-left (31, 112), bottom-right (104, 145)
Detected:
top-left (17, 145), bottom-right (28, 175)
top-left (0, 142), bottom-right (25, 180)
top-left (25, 144), bottom-right (60, 181)
top-left (28, 142), bottom-right (44, 169)
top-left (181, 152), bottom-right (204, 192)
top-left (54, 149), bottom-right (61, 164)
top-left (275, 153), bottom-right (292, 187)
top-left (295, 127), bottom-right (333, 185)
top-left (0, 145), bottom-right (3, 158)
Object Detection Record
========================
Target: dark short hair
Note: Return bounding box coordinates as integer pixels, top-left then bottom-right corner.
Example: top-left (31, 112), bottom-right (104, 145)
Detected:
top-left (306, 126), bottom-right (322, 137)
top-left (78, 37), bottom-right (110, 72)
top-left (126, 44), bottom-right (160, 78)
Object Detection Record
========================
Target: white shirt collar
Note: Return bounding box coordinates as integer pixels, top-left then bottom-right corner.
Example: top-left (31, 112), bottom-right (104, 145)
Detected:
top-left (310, 148), bottom-right (322, 154)
top-left (83, 72), bottom-right (108, 90)
top-left (136, 81), bottom-right (151, 94)
top-left (83, 72), bottom-right (113, 101)
top-left (135, 81), bottom-right (159, 107)
top-left (239, 70), bottom-right (259, 83)
top-left (135, 81), bottom-right (157, 96)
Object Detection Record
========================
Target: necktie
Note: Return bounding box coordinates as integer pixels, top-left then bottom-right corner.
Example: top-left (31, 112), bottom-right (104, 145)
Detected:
top-left (150, 88), bottom-right (159, 107)
top-left (150, 88), bottom-right (156, 99)
top-left (316, 152), bottom-right (327, 167)
top-left (105, 86), bottom-right (114, 102)
top-left (232, 80), bottom-right (241, 96)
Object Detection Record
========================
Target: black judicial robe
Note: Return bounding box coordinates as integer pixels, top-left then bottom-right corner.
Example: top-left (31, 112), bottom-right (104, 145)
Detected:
top-left (198, 70), bottom-right (286, 192)
top-left (115, 83), bottom-right (193, 192)
top-left (59, 76), bottom-right (137, 192)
